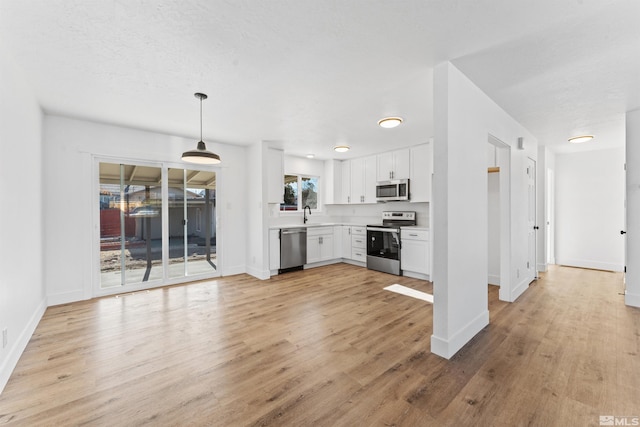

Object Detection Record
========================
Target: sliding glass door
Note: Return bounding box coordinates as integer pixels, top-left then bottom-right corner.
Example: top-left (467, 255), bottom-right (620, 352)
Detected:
top-left (98, 162), bottom-right (217, 290)
top-left (167, 168), bottom-right (217, 278)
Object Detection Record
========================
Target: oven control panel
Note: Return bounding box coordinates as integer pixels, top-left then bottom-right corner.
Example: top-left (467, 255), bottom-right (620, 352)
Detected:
top-left (382, 211), bottom-right (415, 221)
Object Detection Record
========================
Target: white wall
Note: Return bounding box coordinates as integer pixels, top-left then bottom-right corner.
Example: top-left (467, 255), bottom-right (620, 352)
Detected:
top-left (245, 142), bottom-right (269, 279)
top-left (626, 109), bottom-right (640, 307)
top-left (432, 62), bottom-right (538, 359)
top-left (0, 45), bottom-right (47, 393)
top-left (555, 148), bottom-right (625, 272)
top-left (42, 115), bottom-right (248, 304)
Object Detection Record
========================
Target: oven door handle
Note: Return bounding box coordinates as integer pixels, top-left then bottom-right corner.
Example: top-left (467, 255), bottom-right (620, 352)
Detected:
top-left (367, 227), bottom-right (398, 233)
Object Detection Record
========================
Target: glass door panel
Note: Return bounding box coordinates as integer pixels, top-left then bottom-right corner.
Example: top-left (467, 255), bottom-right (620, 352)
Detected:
top-left (167, 168), bottom-right (217, 277)
top-left (167, 168), bottom-right (186, 278)
top-left (186, 169), bottom-right (217, 276)
top-left (99, 163), bottom-right (163, 288)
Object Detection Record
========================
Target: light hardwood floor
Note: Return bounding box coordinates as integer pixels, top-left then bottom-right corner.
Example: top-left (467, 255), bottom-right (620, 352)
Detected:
top-left (0, 264), bottom-right (637, 426)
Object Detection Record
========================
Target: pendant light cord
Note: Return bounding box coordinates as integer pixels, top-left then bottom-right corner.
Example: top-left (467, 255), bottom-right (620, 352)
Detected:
top-left (200, 96), bottom-right (203, 141)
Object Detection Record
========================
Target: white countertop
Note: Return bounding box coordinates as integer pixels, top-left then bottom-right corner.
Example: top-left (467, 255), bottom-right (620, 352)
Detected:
top-left (270, 223), bottom-right (427, 230)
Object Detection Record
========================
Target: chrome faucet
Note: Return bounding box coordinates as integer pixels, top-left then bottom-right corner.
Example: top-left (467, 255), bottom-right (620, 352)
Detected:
top-left (303, 205), bottom-right (311, 224)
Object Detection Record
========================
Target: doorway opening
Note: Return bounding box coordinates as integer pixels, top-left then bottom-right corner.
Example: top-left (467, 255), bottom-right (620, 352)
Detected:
top-left (487, 135), bottom-right (512, 301)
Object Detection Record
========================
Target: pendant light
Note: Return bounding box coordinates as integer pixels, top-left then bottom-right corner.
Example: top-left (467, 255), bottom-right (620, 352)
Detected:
top-left (181, 93), bottom-right (221, 164)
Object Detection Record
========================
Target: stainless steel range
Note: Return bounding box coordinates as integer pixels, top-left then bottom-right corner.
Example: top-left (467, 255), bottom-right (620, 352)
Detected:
top-left (366, 211), bottom-right (416, 275)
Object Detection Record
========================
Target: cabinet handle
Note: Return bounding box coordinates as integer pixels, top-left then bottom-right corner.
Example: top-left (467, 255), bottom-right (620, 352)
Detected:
top-left (319, 236), bottom-right (323, 244)
top-left (409, 233), bottom-right (418, 237)
top-left (348, 196), bottom-right (350, 203)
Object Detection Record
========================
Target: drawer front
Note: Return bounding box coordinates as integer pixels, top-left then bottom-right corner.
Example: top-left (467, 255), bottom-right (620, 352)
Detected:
top-left (308, 226), bottom-right (333, 236)
top-left (351, 226), bottom-right (366, 236)
top-left (401, 229), bottom-right (429, 241)
top-left (351, 249), bottom-right (366, 262)
top-left (351, 235), bottom-right (366, 249)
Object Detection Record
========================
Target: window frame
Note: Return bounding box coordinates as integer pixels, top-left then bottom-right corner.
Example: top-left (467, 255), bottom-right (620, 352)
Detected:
top-left (280, 173), bottom-right (321, 213)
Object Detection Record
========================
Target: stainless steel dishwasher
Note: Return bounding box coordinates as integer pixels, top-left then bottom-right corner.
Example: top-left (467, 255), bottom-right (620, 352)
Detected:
top-left (280, 228), bottom-right (307, 272)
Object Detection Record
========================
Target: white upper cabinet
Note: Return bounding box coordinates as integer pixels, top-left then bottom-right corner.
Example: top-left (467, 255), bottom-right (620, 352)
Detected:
top-left (377, 148), bottom-right (410, 181)
top-left (340, 160), bottom-right (351, 204)
top-left (324, 159), bottom-right (342, 205)
top-left (267, 148), bottom-right (284, 203)
top-left (349, 155), bottom-right (377, 204)
top-left (410, 143), bottom-right (433, 203)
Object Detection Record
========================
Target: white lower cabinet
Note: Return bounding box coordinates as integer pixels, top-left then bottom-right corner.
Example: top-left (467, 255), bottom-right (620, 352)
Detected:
top-left (307, 227), bottom-right (334, 264)
top-left (269, 229), bottom-right (280, 272)
top-left (341, 226), bottom-right (352, 259)
top-left (350, 226), bottom-right (367, 263)
top-left (339, 225), bottom-right (366, 262)
top-left (401, 228), bottom-right (430, 278)
top-left (333, 226), bottom-right (342, 258)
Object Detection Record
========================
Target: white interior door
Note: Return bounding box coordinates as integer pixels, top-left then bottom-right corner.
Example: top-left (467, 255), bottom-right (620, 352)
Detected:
top-left (546, 168), bottom-right (555, 265)
top-left (527, 157), bottom-right (537, 281)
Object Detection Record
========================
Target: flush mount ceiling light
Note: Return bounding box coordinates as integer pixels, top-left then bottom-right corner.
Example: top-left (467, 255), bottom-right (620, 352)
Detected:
top-left (333, 145), bottom-right (350, 153)
top-left (181, 93), bottom-right (221, 164)
top-left (568, 135), bottom-right (594, 144)
top-left (377, 117), bottom-right (403, 129)
top-left (306, 154), bottom-right (315, 159)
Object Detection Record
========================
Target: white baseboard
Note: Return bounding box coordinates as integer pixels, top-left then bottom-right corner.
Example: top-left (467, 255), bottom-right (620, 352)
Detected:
top-left (0, 298), bottom-right (47, 395)
top-left (222, 264), bottom-right (246, 277)
top-left (556, 258), bottom-right (624, 272)
top-left (488, 274), bottom-right (500, 286)
top-left (403, 270), bottom-right (430, 281)
top-left (245, 265), bottom-right (270, 280)
top-left (47, 289), bottom-right (85, 306)
top-left (511, 277), bottom-right (532, 302)
top-left (537, 262), bottom-right (548, 273)
top-left (625, 291), bottom-right (640, 308)
top-left (431, 309), bottom-right (489, 359)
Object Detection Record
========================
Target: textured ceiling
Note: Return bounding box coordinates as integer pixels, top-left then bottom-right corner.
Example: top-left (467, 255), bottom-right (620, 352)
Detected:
top-left (1, 0), bottom-right (638, 158)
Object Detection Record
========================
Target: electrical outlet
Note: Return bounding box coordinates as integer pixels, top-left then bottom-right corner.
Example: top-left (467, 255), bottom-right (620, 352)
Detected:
top-left (2, 328), bottom-right (7, 349)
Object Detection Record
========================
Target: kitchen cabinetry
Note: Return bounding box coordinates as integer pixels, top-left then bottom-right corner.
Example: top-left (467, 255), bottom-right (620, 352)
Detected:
top-left (324, 160), bottom-right (342, 205)
top-left (333, 226), bottom-right (342, 258)
top-left (269, 228), bottom-right (280, 272)
top-left (400, 228), bottom-right (430, 279)
top-left (340, 225), bottom-right (366, 263)
top-left (339, 161), bottom-right (351, 204)
top-left (377, 149), bottom-right (410, 181)
top-left (410, 143), bottom-right (433, 203)
top-left (341, 226), bottom-right (352, 259)
top-left (307, 226), bottom-right (334, 264)
top-left (267, 148), bottom-right (284, 203)
top-left (350, 226), bottom-right (367, 262)
top-left (350, 156), bottom-right (377, 204)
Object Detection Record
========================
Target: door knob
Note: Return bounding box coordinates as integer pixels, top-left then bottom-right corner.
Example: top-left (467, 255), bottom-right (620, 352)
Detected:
top-left (621, 230), bottom-right (627, 235)
top-left (534, 226), bottom-right (539, 230)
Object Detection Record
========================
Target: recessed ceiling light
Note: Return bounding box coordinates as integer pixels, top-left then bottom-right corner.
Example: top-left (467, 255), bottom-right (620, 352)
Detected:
top-left (306, 154), bottom-right (315, 159)
top-left (333, 145), bottom-right (350, 153)
top-left (378, 117), bottom-right (403, 129)
top-left (568, 135), bottom-right (594, 144)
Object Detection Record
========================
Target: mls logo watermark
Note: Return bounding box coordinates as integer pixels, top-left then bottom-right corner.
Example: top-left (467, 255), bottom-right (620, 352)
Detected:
top-left (600, 415), bottom-right (640, 426)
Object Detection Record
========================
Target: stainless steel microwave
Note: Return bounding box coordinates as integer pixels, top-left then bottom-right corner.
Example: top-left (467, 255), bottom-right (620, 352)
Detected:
top-left (376, 179), bottom-right (410, 202)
